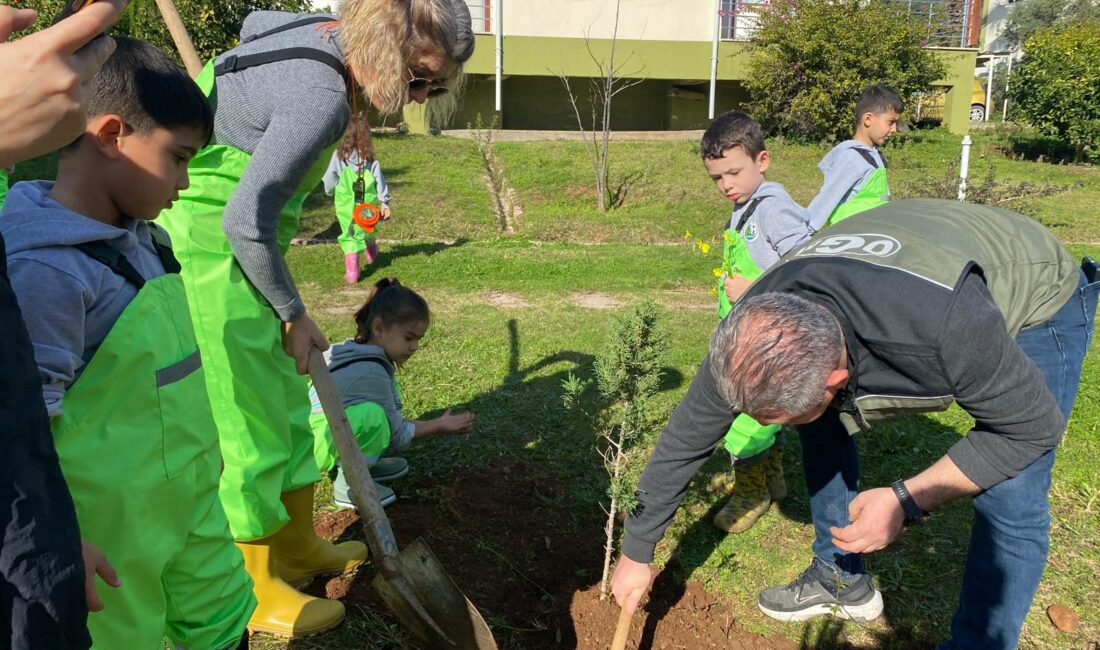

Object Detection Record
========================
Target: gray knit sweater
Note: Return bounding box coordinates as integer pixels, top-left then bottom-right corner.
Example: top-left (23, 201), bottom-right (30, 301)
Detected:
top-left (212, 11), bottom-right (350, 321)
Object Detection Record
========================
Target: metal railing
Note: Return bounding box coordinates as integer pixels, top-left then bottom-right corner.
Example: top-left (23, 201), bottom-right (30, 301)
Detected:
top-left (718, 0), bottom-right (974, 46)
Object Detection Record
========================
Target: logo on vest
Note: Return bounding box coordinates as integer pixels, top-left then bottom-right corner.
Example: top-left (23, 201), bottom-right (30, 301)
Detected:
top-left (796, 234), bottom-right (900, 258)
top-left (744, 223), bottom-right (759, 242)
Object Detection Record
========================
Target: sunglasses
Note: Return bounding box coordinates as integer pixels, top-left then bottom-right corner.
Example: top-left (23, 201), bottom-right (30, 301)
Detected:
top-left (408, 77), bottom-right (449, 97)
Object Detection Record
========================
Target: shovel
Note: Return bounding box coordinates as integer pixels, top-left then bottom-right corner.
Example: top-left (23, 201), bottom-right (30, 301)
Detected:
top-left (309, 349), bottom-right (497, 649)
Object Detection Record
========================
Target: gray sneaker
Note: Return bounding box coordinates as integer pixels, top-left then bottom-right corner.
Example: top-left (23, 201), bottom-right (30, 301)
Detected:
top-left (333, 467), bottom-right (397, 508)
top-left (757, 560), bottom-right (883, 622)
top-left (369, 457), bottom-right (409, 482)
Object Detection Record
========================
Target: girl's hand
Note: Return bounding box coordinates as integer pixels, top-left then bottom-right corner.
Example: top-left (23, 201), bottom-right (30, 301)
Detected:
top-left (437, 409), bottom-right (475, 434)
top-left (380, 205), bottom-right (392, 220)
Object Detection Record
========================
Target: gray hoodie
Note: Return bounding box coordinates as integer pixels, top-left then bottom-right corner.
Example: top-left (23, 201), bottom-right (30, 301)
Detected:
top-left (211, 11), bottom-right (350, 323)
top-left (310, 340), bottom-right (415, 452)
top-left (727, 181), bottom-right (814, 272)
top-left (806, 140), bottom-right (888, 230)
top-left (0, 181), bottom-right (168, 416)
top-left (322, 152), bottom-right (391, 208)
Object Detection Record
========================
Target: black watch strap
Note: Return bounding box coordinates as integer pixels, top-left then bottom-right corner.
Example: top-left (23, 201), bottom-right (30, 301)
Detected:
top-left (890, 479), bottom-right (929, 526)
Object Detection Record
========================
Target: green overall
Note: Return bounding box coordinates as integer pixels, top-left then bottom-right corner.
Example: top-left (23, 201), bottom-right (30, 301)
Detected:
top-left (52, 230), bottom-right (254, 649)
top-left (334, 163), bottom-right (379, 255)
top-left (309, 359), bottom-right (398, 474)
top-left (158, 59), bottom-right (342, 541)
top-left (0, 167), bottom-right (8, 211)
top-left (716, 197), bottom-right (782, 462)
top-left (825, 148), bottom-right (889, 226)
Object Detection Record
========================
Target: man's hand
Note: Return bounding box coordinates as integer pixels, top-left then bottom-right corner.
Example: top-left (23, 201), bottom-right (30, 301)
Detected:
top-left (610, 554), bottom-right (652, 614)
top-left (0, 1), bottom-right (128, 167)
top-left (281, 313), bottom-right (329, 374)
top-left (81, 539), bottom-right (119, 612)
top-left (829, 486), bottom-right (906, 554)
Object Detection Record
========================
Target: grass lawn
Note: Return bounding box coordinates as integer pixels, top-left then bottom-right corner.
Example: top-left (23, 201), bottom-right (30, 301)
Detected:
top-left (11, 125), bottom-right (1097, 648)
top-left (279, 125), bottom-right (1100, 649)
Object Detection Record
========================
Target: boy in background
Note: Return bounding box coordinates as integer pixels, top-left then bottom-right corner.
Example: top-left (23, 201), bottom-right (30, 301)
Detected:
top-left (807, 84), bottom-right (902, 229)
top-left (702, 111), bottom-right (814, 534)
top-left (0, 38), bottom-right (254, 649)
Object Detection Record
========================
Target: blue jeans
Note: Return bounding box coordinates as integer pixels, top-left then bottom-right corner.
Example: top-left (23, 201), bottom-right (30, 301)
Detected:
top-left (798, 270), bottom-right (1098, 649)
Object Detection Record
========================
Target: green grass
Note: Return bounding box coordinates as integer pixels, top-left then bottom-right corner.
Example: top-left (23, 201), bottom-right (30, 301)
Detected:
top-left (282, 126), bottom-right (1100, 649)
top-left (10, 125), bottom-right (1097, 648)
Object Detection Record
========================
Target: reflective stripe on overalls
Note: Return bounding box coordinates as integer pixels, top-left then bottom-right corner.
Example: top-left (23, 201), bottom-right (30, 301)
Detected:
top-left (826, 147), bottom-right (890, 226)
top-left (714, 197), bottom-right (783, 461)
top-left (53, 228), bottom-right (254, 649)
top-left (335, 163), bottom-right (379, 255)
top-left (158, 46), bottom-right (344, 541)
top-left (308, 357), bottom-right (392, 474)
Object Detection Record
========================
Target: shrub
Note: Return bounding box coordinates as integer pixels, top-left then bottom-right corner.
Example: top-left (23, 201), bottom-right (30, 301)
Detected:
top-left (19, 0), bottom-right (312, 63)
top-left (744, 0), bottom-right (944, 142)
top-left (1009, 19), bottom-right (1100, 162)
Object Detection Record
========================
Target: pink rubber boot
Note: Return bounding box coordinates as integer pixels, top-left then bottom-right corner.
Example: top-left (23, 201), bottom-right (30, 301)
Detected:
top-left (365, 241), bottom-right (379, 265)
top-left (343, 252), bottom-right (360, 284)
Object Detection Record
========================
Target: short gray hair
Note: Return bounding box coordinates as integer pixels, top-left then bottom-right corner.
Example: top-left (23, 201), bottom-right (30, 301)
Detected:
top-left (710, 293), bottom-right (844, 420)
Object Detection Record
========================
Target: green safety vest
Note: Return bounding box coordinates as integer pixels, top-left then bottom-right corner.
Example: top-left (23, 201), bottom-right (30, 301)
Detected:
top-left (826, 147), bottom-right (890, 226)
top-left (717, 197), bottom-right (767, 319)
top-left (0, 167), bottom-right (8, 211)
top-left (156, 52), bottom-right (343, 540)
top-left (335, 162), bottom-right (379, 255)
top-left (52, 228), bottom-right (251, 647)
top-left (714, 196), bottom-right (782, 458)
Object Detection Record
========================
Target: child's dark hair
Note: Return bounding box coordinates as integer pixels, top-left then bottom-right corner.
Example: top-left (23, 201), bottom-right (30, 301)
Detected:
top-left (700, 111), bottom-right (765, 161)
top-left (62, 37), bottom-right (214, 154)
top-left (337, 113), bottom-right (376, 166)
top-left (855, 84), bottom-right (904, 124)
top-left (353, 278), bottom-right (430, 343)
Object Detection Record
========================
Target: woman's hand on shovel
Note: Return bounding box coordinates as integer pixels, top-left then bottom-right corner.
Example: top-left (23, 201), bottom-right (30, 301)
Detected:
top-left (611, 554), bottom-right (652, 614)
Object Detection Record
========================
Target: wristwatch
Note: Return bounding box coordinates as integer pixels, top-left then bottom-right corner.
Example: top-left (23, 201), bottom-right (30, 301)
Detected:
top-left (890, 479), bottom-right (929, 526)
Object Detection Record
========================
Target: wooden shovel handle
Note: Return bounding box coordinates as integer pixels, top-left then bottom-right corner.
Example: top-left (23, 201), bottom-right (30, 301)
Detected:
top-left (611, 606), bottom-right (633, 650)
top-left (152, 0), bottom-right (202, 78)
top-left (308, 348), bottom-right (401, 561)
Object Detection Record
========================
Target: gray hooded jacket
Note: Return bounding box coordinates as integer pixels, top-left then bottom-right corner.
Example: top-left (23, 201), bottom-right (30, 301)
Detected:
top-left (312, 339), bottom-right (415, 452)
top-left (0, 181), bottom-right (169, 416)
top-left (806, 140), bottom-right (888, 230)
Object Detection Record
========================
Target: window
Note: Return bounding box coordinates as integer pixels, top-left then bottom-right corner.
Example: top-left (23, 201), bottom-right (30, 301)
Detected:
top-left (719, 0), bottom-right (765, 41)
top-left (466, 0), bottom-right (492, 34)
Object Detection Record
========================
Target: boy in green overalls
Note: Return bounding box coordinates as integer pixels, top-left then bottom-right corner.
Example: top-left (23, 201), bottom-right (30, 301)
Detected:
top-left (0, 38), bottom-right (255, 649)
top-left (807, 84), bottom-right (902, 229)
top-left (702, 111), bottom-right (815, 533)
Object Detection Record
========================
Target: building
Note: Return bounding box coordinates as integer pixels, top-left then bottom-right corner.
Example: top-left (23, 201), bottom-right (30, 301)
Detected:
top-left (311, 1), bottom-right (978, 133)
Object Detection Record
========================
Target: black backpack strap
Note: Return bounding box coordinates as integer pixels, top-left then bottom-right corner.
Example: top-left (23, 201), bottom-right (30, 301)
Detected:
top-left (241, 16), bottom-right (335, 44)
top-left (734, 196), bottom-right (768, 233)
top-left (146, 223), bottom-right (182, 275)
top-left (215, 47), bottom-right (347, 79)
top-left (73, 242), bottom-right (146, 289)
top-left (328, 356), bottom-right (390, 375)
top-left (851, 146), bottom-right (886, 170)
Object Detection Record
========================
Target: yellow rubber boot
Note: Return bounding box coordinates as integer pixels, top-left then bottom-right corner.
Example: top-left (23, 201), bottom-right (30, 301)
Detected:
top-left (237, 538), bottom-right (345, 637)
top-left (273, 484), bottom-right (368, 586)
top-left (712, 461), bottom-right (771, 534)
top-left (764, 445), bottom-right (787, 501)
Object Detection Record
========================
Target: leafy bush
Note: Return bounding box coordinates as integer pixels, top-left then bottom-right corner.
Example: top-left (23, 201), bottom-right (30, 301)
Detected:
top-left (19, 0), bottom-right (311, 63)
top-left (744, 0), bottom-right (944, 142)
top-left (1009, 19), bottom-right (1100, 162)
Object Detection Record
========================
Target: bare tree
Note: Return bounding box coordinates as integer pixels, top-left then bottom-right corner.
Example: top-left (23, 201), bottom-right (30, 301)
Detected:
top-left (556, 0), bottom-right (645, 213)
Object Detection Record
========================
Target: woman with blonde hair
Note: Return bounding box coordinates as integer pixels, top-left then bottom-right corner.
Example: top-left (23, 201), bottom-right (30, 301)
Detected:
top-left (158, 0), bottom-right (473, 638)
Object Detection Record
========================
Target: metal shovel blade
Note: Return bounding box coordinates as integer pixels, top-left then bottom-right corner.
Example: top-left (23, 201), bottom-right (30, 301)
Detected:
top-left (373, 537), bottom-right (497, 649)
